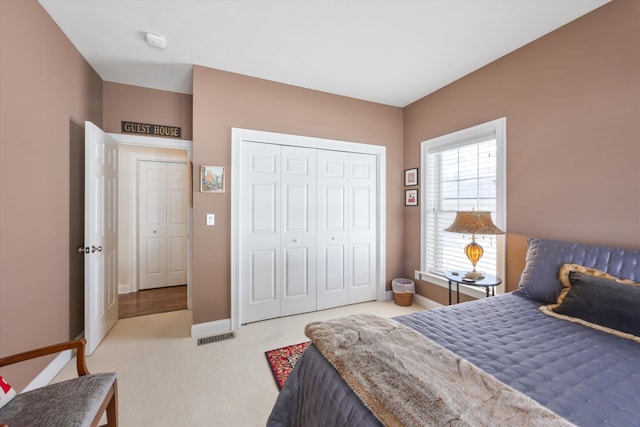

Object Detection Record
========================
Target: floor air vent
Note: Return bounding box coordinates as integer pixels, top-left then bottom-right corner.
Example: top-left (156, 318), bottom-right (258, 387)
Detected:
top-left (197, 332), bottom-right (235, 346)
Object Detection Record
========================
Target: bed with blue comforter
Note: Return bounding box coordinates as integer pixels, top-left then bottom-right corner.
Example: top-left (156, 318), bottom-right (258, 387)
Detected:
top-left (267, 238), bottom-right (640, 426)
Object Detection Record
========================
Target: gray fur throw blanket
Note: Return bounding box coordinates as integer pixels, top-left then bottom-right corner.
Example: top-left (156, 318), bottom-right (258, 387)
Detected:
top-left (305, 314), bottom-right (574, 427)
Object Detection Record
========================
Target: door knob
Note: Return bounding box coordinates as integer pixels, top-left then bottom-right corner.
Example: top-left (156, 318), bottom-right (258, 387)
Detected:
top-left (91, 245), bottom-right (103, 253)
top-left (153, 230), bottom-right (157, 234)
top-left (292, 238), bottom-right (298, 243)
top-left (78, 246), bottom-right (89, 254)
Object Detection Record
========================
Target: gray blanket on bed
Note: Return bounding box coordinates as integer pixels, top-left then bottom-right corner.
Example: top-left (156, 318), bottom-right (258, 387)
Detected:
top-left (305, 314), bottom-right (574, 427)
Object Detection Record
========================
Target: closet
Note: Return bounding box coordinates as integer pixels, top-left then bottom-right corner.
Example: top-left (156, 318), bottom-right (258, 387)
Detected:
top-left (239, 141), bottom-right (377, 323)
top-left (138, 161), bottom-right (189, 290)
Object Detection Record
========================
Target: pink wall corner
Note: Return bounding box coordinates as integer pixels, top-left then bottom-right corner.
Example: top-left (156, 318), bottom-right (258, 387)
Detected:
top-left (191, 66), bottom-right (403, 324)
top-left (0, 0), bottom-right (103, 390)
top-left (403, 0), bottom-right (640, 305)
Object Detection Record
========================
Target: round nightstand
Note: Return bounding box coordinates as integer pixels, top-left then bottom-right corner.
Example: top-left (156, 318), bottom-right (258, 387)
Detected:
top-left (444, 271), bottom-right (502, 305)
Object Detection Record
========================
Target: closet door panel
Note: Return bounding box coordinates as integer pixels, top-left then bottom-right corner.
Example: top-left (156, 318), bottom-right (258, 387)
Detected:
top-left (347, 153), bottom-right (377, 304)
top-left (240, 142), bottom-right (282, 323)
top-left (281, 146), bottom-right (317, 316)
top-left (317, 150), bottom-right (348, 310)
top-left (351, 243), bottom-right (372, 288)
top-left (323, 245), bottom-right (345, 291)
top-left (249, 249), bottom-right (277, 302)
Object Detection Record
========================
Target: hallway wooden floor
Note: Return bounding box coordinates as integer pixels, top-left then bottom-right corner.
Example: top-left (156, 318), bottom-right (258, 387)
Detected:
top-left (118, 285), bottom-right (187, 319)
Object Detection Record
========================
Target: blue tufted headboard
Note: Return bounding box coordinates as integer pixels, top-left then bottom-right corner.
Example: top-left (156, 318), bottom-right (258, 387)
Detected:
top-left (517, 237), bottom-right (640, 303)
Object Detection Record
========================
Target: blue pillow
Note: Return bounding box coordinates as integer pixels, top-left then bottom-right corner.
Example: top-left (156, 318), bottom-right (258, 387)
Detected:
top-left (552, 271), bottom-right (640, 337)
top-left (517, 238), bottom-right (640, 303)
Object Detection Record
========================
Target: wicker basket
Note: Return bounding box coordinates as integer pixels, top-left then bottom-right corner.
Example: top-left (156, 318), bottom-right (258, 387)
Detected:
top-left (393, 292), bottom-right (413, 307)
top-left (392, 278), bottom-right (415, 307)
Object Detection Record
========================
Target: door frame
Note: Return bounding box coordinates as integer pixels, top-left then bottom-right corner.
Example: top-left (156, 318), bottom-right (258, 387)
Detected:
top-left (230, 128), bottom-right (387, 330)
top-left (108, 132), bottom-right (193, 309)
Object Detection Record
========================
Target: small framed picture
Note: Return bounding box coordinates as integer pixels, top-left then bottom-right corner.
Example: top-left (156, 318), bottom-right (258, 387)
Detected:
top-left (404, 168), bottom-right (418, 186)
top-left (200, 165), bottom-right (225, 193)
top-left (405, 189), bottom-right (418, 206)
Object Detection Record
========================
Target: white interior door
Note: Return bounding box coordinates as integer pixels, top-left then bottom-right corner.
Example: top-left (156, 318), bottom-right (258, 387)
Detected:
top-left (138, 161), bottom-right (167, 289)
top-left (84, 121), bottom-right (118, 355)
top-left (280, 146), bottom-right (317, 316)
top-left (347, 153), bottom-right (377, 303)
top-left (138, 161), bottom-right (188, 290)
top-left (165, 163), bottom-right (189, 286)
top-left (240, 142), bottom-right (281, 323)
top-left (317, 150), bottom-right (348, 310)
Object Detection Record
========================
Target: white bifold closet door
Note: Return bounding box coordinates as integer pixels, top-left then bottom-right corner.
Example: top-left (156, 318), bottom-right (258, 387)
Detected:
top-left (240, 143), bottom-right (317, 323)
top-left (138, 161), bottom-right (189, 290)
top-left (317, 150), bottom-right (377, 310)
top-left (240, 142), bottom-right (376, 324)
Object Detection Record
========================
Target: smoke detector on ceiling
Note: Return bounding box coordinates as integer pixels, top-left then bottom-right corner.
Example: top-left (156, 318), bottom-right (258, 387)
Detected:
top-left (145, 32), bottom-right (166, 49)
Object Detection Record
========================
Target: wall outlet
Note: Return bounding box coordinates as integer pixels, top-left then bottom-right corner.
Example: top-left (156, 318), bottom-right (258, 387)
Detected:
top-left (206, 214), bottom-right (215, 226)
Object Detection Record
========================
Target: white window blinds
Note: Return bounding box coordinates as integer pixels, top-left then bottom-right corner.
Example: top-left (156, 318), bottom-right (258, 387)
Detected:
top-left (421, 119), bottom-right (506, 280)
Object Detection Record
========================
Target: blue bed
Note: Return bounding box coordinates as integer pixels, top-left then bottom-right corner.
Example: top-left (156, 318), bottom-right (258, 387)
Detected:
top-left (267, 238), bottom-right (640, 426)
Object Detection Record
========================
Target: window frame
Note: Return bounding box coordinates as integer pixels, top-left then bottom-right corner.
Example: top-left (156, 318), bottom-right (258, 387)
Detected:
top-left (417, 117), bottom-right (507, 298)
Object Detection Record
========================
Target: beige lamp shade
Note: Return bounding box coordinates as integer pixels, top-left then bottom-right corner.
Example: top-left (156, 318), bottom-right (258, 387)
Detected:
top-left (444, 211), bottom-right (504, 280)
top-left (444, 211), bottom-right (504, 235)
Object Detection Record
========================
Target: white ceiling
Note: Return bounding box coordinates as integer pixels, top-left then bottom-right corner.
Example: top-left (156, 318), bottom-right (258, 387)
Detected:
top-left (38, 0), bottom-right (608, 107)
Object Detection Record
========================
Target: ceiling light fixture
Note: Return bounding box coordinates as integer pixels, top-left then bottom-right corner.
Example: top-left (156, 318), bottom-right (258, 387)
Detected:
top-left (145, 32), bottom-right (166, 49)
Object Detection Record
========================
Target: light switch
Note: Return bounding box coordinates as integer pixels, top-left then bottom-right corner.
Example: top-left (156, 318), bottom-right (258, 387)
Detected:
top-left (206, 214), bottom-right (215, 226)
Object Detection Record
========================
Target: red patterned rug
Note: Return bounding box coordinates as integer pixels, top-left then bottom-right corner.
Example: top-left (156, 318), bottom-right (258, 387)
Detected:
top-left (265, 341), bottom-right (311, 390)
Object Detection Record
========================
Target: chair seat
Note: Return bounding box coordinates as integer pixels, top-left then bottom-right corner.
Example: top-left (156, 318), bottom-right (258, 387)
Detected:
top-left (0, 372), bottom-right (116, 427)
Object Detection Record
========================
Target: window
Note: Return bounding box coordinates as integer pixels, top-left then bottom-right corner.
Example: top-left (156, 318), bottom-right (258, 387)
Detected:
top-left (419, 118), bottom-right (506, 292)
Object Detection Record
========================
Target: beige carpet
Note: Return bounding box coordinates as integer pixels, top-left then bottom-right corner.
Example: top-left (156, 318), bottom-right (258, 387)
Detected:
top-left (53, 301), bottom-right (424, 427)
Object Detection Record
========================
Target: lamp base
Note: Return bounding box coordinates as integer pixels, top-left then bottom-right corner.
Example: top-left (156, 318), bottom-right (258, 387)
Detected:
top-left (464, 270), bottom-right (485, 280)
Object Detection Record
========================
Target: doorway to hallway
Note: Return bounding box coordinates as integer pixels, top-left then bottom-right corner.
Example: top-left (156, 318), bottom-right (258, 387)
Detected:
top-left (113, 133), bottom-right (193, 319)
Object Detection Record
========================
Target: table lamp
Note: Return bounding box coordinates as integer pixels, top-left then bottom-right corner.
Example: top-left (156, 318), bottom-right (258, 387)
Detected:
top-left (444, 210), bottom-right (504, 280)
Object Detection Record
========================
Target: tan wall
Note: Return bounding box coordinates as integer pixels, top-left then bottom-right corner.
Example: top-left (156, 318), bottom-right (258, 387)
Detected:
top-left (403, 1), bottom-right (640, 304)
top-left (0, 0), bottom-right (103, 390)
top-left (192, 66), bottom-right (404, 323)
top-left (103, 82), bottom-right (193, 140)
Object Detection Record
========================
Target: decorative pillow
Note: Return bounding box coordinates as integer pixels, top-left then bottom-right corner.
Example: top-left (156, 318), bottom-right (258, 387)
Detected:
top-left (0, 375), bottom-right (16, 410)
top-left (517, 237), bottom-right (640, 303)
top-left (555, 263), bottom-right (638, 305)
top-left (540, 266), bottom-right (640, 342)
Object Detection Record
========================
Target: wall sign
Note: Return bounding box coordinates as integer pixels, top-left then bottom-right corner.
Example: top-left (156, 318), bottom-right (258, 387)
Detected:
top-left (121, 121), bottom-right (181, 138)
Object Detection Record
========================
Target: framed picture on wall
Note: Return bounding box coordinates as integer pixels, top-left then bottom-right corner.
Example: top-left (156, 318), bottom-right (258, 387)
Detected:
top-left (200, 165), bottom-right (225, 193)
top-left (404, 168), bottom-right (418, 186)
top-left (405, 189), bottom-right (418, 206)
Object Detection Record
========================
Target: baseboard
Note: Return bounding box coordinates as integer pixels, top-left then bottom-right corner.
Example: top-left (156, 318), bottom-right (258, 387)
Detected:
top-left (118, 283), bottom-right (132, 294)
top-left (413, 293), bottom-right (443, 309)
top-left (21, 350), bottom-right (71, 392)
top-left (22, 332), bottom-right (84, 392)
top-left (386, 290), bottom-right (442, 310)
top-left (191, 318), bottom-right (232, 338)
